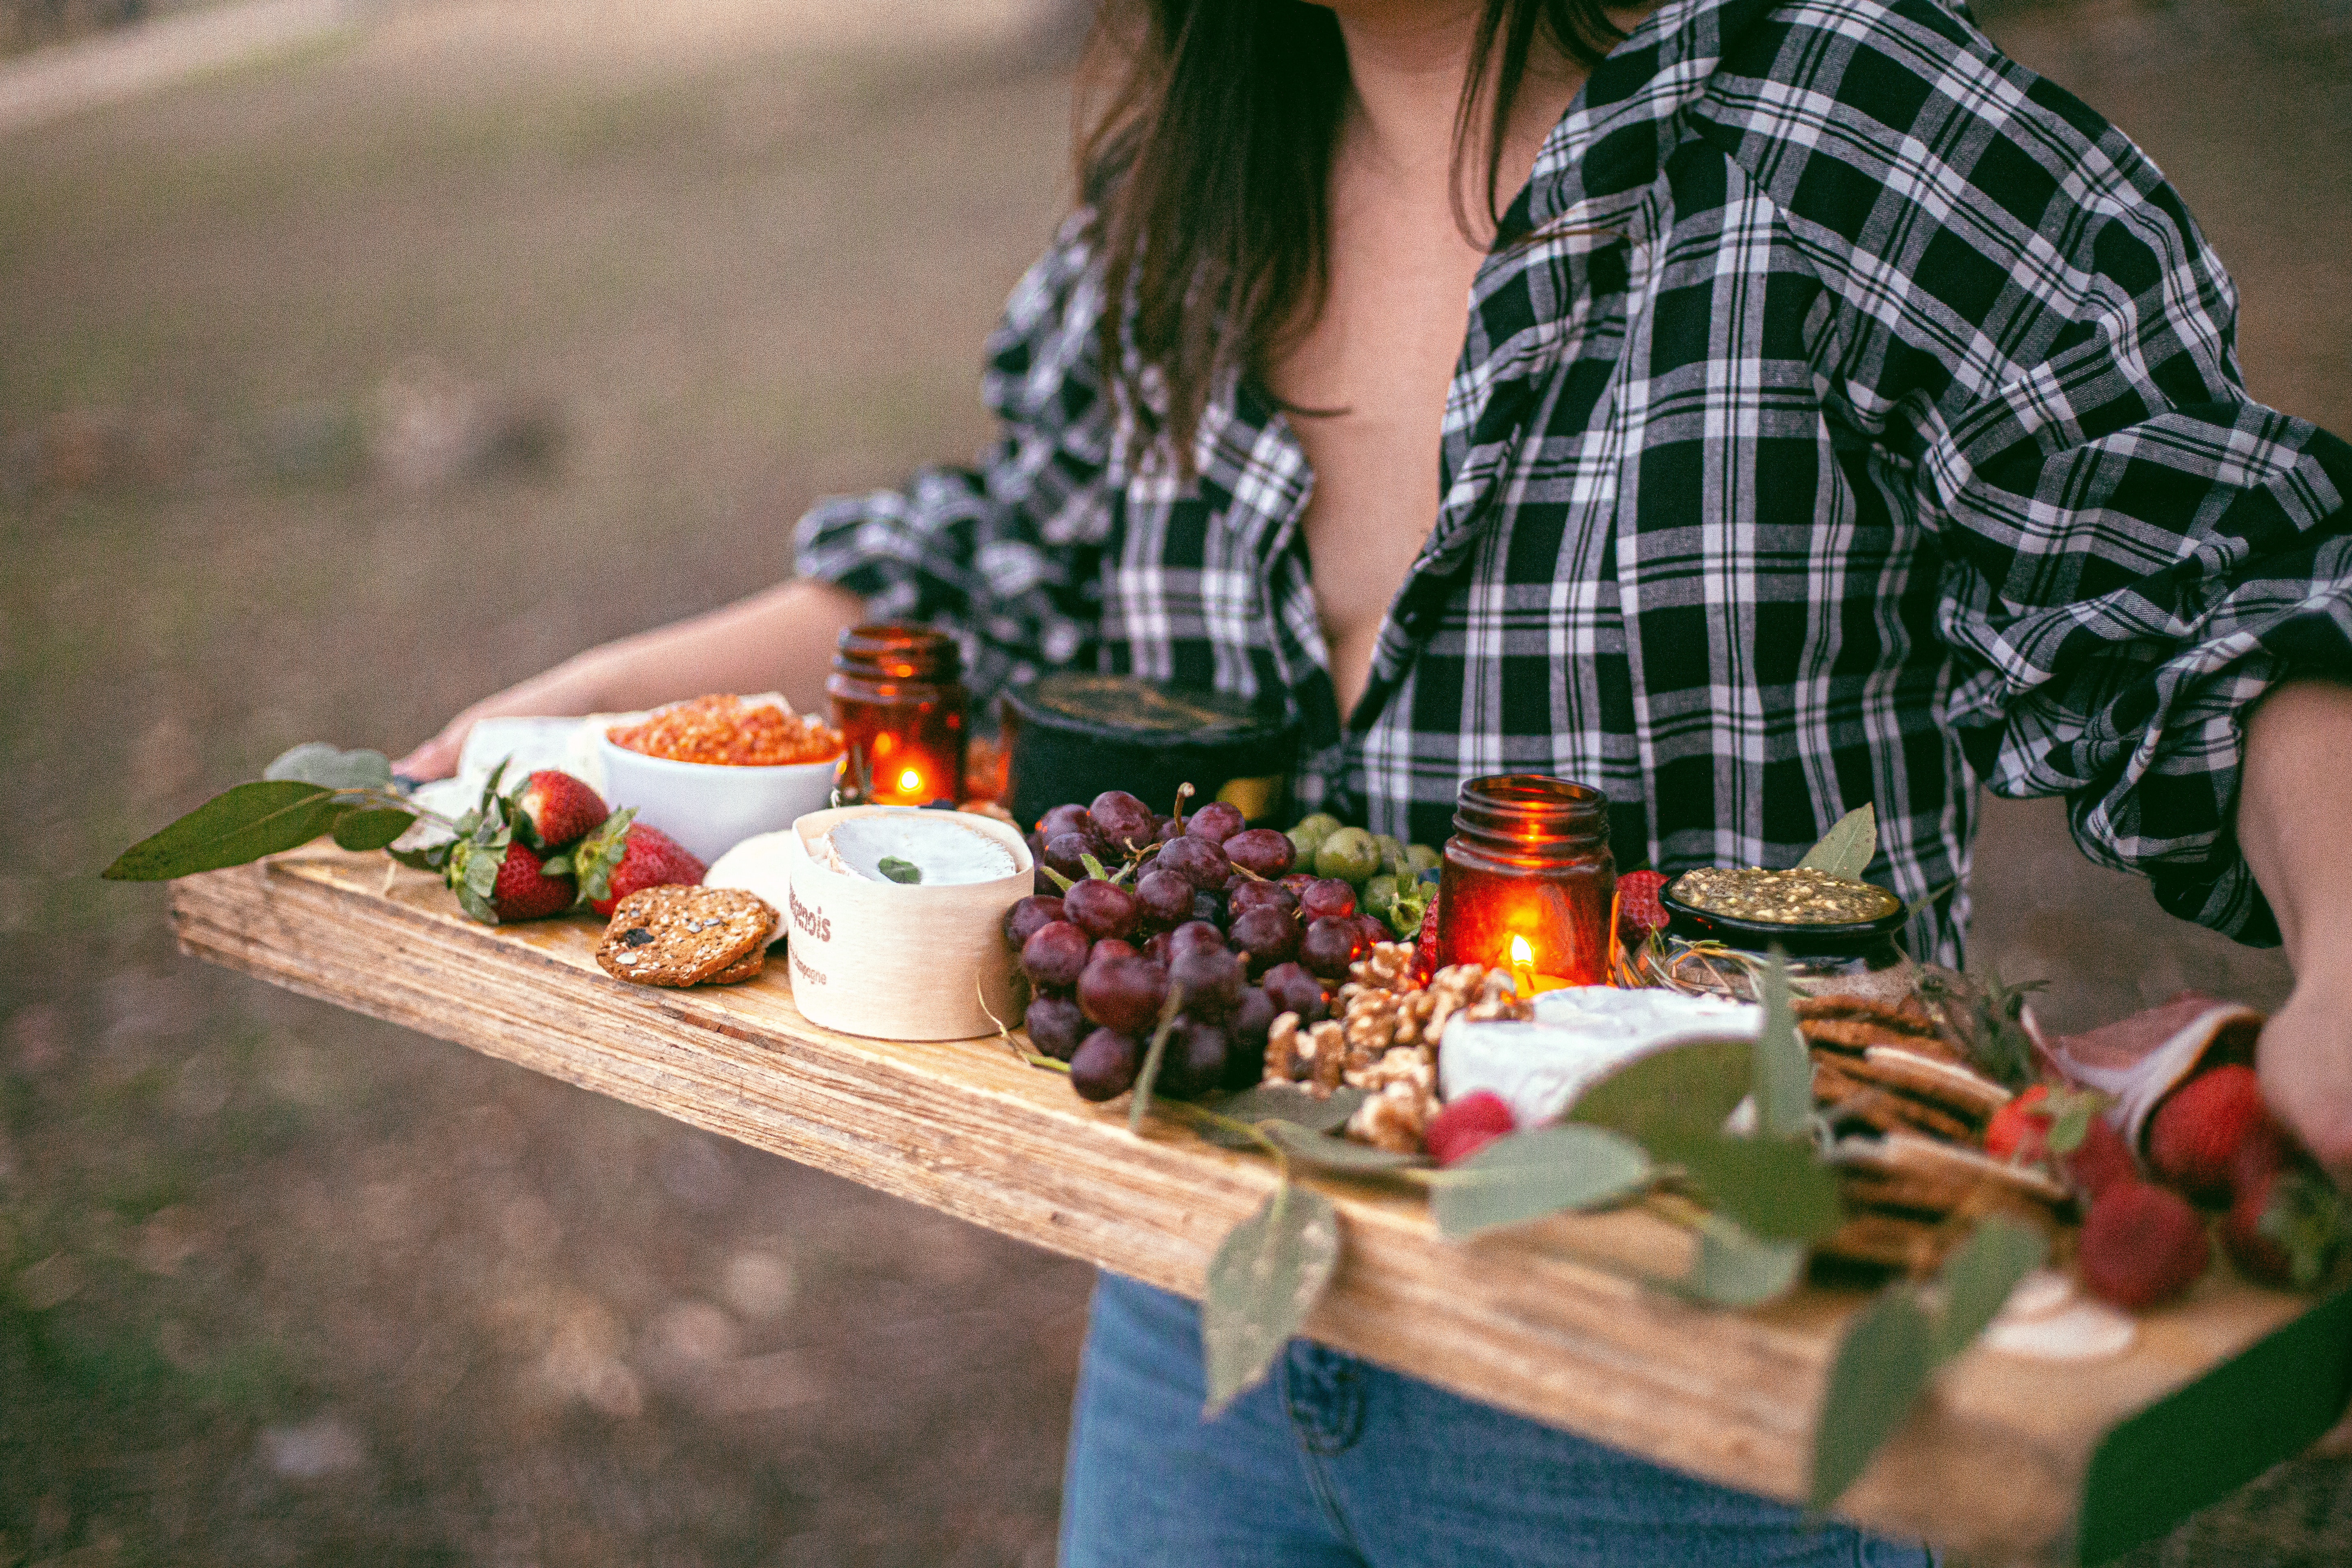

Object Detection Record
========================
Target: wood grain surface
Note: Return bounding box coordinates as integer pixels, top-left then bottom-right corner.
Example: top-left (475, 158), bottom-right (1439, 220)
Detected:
top-left (169, 849), bottom-right (2324, 1562)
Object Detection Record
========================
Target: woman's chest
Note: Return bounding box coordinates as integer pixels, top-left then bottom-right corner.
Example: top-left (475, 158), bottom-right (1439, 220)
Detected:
top-left (1266, 173), bottom-right (1495, 718)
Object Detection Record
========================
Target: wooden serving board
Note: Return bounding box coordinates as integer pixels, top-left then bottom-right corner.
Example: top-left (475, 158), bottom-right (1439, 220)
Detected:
top-left (169, 849), bottom-right (2350, 1564)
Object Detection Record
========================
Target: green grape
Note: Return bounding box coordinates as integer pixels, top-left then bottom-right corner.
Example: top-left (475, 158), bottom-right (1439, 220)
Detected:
top-left (1291, 813), bottom-right (1343, 849)
top-left (1313, 826), bottom-right (1382, 884)
top-left (1362, 873), bottom-right (1400, 920)
top-left (1405, 843), bottom-right (1442, 874)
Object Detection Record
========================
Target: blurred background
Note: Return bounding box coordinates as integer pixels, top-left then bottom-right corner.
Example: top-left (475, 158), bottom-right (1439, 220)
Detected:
top-left (0, 0), bottom-right (2345, 1563)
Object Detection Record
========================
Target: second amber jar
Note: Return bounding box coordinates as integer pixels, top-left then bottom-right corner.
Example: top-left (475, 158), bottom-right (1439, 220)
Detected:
top-left (1433, 775), bottom-right (1617, 990)
top-left (828, 624), bottom-right (968, 806)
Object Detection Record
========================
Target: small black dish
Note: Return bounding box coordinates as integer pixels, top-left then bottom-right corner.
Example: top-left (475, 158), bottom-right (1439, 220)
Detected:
top-left (1659, 874), bottom-right (1909, 964)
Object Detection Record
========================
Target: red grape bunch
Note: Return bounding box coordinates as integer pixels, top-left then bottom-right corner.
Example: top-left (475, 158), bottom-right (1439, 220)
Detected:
top-left (1004, 788), bottom-right (1394, 1104)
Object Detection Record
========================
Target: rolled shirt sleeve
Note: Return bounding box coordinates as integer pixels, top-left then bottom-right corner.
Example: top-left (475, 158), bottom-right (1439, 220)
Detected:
top-left (791, 211), bottom-right (1116, 702)
top-left (1789, 24), bottom-right (2352, 943)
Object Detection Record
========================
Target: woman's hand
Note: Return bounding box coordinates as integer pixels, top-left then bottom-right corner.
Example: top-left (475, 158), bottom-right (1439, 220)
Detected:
top-left (2254, 975), bottom-right (2352, 1190)
top-left (393, 660), bottom-right (609, 781)
top-left (393, 577), bottom-right (868, 781)
top-left (2238, 677), bottom-right (2352, 1188)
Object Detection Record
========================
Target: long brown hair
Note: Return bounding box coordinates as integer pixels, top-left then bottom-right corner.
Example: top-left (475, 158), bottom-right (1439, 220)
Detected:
top-left (1076, 0), bottom-right (1627, 461)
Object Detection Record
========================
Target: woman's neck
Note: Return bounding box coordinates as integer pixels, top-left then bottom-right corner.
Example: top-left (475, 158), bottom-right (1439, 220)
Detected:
top-left (1327, 1), bottom-right (1591, 211)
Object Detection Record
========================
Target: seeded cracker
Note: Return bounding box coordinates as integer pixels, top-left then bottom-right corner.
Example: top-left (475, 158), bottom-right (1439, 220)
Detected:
top-left (596, 886), bottom-right (776, 987)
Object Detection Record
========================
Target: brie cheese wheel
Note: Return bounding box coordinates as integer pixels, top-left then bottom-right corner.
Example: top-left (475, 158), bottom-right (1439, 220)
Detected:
top-left (817, 812), bottom-right (1019, 886)
top-left (1440, 987), bottom-right (1763, 1130)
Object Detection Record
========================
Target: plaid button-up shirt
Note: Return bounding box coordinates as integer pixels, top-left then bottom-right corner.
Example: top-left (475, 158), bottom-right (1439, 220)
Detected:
top-left (794, 0), bottom-right (2352, 962)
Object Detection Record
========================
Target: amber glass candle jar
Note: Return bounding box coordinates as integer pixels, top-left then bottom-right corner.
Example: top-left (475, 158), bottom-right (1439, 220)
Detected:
top-left (1433, 775), bottom-right (1617, 992)
top-left (828, 624), bottom-right (969, 806)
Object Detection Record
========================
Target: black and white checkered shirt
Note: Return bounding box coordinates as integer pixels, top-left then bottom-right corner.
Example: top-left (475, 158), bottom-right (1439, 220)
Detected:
top-left (795, 0), bottom-right (2352, 962)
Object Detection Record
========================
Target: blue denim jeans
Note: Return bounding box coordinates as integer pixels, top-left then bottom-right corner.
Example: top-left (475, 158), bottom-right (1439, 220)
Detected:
top-left (1062, 1274), bottom-right (1934, 1568)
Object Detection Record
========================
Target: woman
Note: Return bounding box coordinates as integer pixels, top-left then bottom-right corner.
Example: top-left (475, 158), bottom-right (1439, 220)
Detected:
top-left (405, 0), bottom-right (2352, 1560)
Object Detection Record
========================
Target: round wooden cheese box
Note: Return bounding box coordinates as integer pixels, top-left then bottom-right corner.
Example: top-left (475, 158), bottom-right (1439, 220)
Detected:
top-left (728, 806), bottom-right (1033, 1041)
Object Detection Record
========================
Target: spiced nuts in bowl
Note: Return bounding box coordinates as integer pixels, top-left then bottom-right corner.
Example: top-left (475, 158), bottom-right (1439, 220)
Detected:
top-left (593, 694), bottom-right (844, 864)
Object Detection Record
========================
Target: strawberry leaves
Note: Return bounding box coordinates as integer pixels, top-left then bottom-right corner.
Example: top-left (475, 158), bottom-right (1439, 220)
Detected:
top-left (563, 807), bottom-right (639, 905)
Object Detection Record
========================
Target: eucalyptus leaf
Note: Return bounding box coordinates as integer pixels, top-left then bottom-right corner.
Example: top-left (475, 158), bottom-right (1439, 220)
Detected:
top-left (331, 807), bottom-right (418, 852)
top-left (1753, 953), bottom-right (1814, 1140)
top-left (102, 781), bottom-right (343, 880)
top-left (1930, 1216), bottom-right (2047, 1366)
top-left (1202, 1185), bottom-right (1341, 1417)
top-left (1669, 1135), bottom-right (1843, 1242)
top-left (1570, 1038), bottom-right (1753, 1151)
top-left (1809, 1289), bottom-right (1936, 1513)
top-left (1429, 1125), bottom-right (1653, 1241)
top-left (1192, 1085), bottom-right (1367, 1149)
top-left (264, 742), bottom-right (395, 793)
top-left (1682, 1214), bottom-right (1808, 1307)
top-left (1259, 1120), bottom-right (1428, 1174)
top-left (1796, 803), bottom-right (1878, 879)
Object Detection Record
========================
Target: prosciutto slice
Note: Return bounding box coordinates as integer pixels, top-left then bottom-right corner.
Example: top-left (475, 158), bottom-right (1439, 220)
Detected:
top-left (2039, 993), bottom-right (2266, 1162)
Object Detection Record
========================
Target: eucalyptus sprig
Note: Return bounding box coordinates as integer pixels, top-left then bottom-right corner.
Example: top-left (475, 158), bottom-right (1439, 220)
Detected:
top-left (104, 744), bottom-right (450, 881)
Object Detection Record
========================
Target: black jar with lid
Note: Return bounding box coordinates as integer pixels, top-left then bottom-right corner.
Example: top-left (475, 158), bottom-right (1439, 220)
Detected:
top-left (1000, 673), bottom-right (1298, 831)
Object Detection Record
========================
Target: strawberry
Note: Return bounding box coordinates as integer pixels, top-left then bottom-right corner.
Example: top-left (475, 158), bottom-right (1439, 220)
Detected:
top-left (562, 811), bottom-right (707, 917)
top-left (1985, 1084), bottom-right (2053, 1163)
top-left (2063, 1112), bottom-right (2139, 1203)
top-left (1413, 894), bottom-right (1441, 987)
top-left (512, 769), bottom-right (608, 851)
top-left (2223, 1121), bottom-right (2345, 1288)
top-left (448, 836), bottom-right (574, 923)
top-left (2146, 1062), bottom-right (2266, 1205)
top-left (2077, 1179), bottom-right (2212, 1311)
top-left (1615, 869), bottom-right (1670, 943)
top-left (1425, 1091), bottom-right (1516, 1166)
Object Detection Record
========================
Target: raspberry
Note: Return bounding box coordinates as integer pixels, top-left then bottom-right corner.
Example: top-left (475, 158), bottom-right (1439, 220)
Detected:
top-left (1615, 869), bottom-right (1669, 942)
top-left (1425, 1091), bottom-right (1516, 1166)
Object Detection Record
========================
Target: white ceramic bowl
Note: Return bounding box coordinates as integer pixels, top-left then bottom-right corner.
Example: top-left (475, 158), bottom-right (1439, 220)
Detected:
top-left (592, 719), bottom-right (840, 866)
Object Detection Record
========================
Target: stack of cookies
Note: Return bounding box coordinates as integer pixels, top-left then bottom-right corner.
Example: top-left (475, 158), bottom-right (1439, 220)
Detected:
top-left (1795, 995), bottom-right (2067, 1272)
top-left (595, 886), bottom-right (778, 988)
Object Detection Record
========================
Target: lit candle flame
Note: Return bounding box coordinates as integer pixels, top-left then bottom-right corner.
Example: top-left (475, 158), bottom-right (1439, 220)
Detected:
top-left (1508, 933), bottom-right (1537, 1000)
top-left (898, 767), bottom-right (924, 797)
top-left (1503, 933), bottom-right (1568, 999)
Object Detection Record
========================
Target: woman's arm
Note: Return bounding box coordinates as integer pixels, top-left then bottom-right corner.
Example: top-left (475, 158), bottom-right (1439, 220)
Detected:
top-left (2238, 678), bottom-right (2352, 1187)
top-left (394, 578), bottom-right (866, 780)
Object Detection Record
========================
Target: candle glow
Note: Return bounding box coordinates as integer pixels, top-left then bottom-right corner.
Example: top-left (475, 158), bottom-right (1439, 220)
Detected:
top-left (1433, 776), bottom-right (1615, 988)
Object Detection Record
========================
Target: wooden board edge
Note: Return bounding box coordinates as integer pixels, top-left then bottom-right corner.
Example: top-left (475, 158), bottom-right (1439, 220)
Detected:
top-left (165, 855), bottom-right (2184, 1559)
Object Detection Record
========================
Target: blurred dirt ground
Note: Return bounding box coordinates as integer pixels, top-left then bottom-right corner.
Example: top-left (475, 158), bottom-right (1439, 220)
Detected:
top-left (0, 0), bottom-right (2347, 1564)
